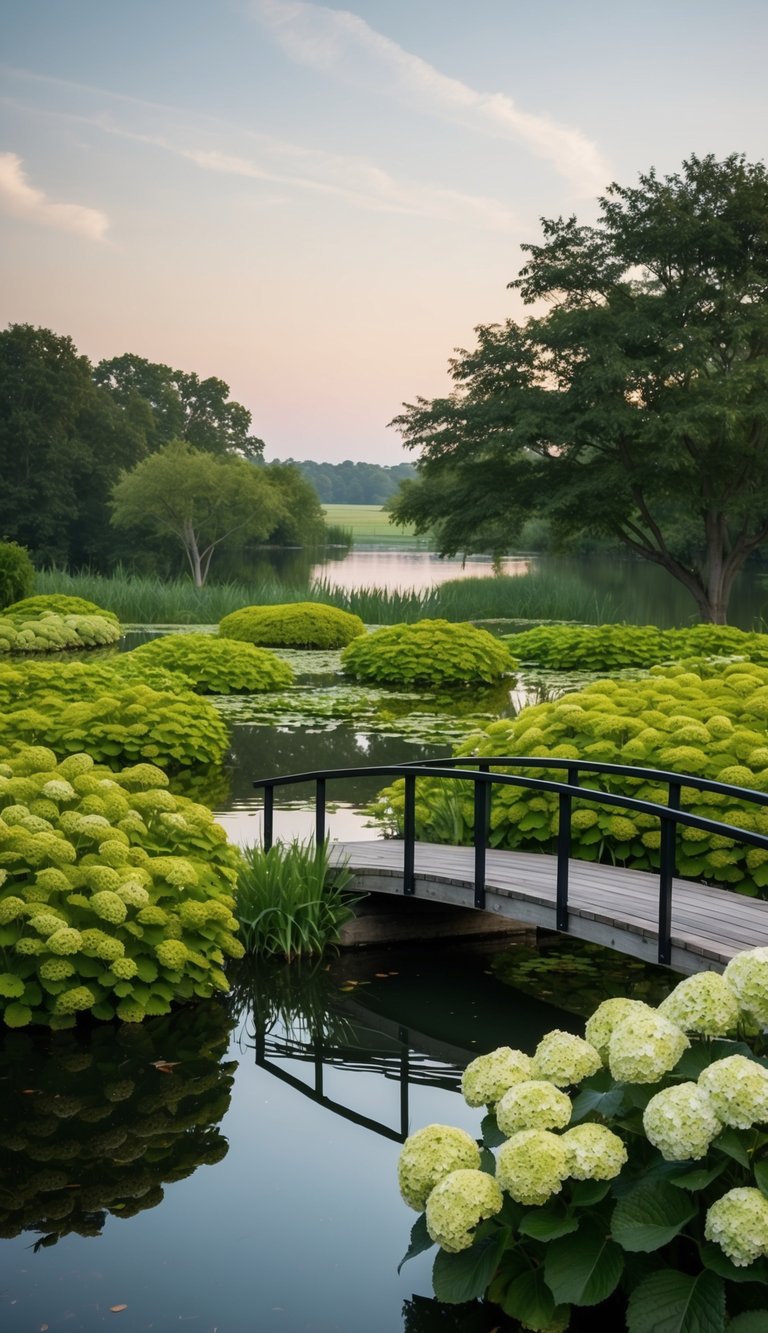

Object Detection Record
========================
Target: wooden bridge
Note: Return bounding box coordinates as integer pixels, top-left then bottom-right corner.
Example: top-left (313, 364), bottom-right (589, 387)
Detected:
top-left (253, 757), bottom-right (768, 977)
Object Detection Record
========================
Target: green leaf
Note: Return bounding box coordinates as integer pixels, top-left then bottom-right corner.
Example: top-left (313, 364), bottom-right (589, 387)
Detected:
top-left (753, 1157), bottom-right (768, 1199)
top-left (675, 1040), bottom-right (755, 1081)
top-left (518, 1203), bottom-right (579, 1241)
top-left (569, 1178), bottom-right (612, 1207)
top-left (500, 1269), bottom-right (570, 1331)
top-left (397, 1212), bottom-right (434, 1274)
top-left (714, 1126), bottom-right (750, 1167)
top-left (626, 1269), bottom-right (725, 1333)
top-left (570, 1084), bottom-right (625, 1123)
top-left (729, 1315), bottom-right (768, 1332)
top-left (611, 1181), bottom-right (696, 1252)
top-left (431, 1230), bottom-right (507, 1305)
top-left (479, 1147), bottom-right (497, 1176)
top-left (544, 1218), bottom-right (624, 1307)
top-left (668, 1162), bottom-right (726, 1191)
top-left (699, 1241), bottom-right (768, 1284)
top-left (480, 1112), bottom-right (506, 1148)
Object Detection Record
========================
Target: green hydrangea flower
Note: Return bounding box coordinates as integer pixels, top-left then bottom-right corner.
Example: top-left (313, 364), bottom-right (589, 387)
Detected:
top-left (584, 998), bottom-right (656, 1062)
top-left (155, 939), bottom-right (188, 970)
top-left (461, 1047), bottom-right (535, 1108)
top-left (39, 958), bottom-right (77, 982)
top-left (561, 1124), bottom-right (627, 1181)
top-left (90, 891), bottom-right (128, 925)
top-left (425, 1169), bottom-right (503, 1253)
top-left (643, 1083), bottom-right (722, 1161)
top-left (608, 1010), bottom-right (689, 1084)
top-left (55, 986), bottom-right (96, 1015)
top-left (397, 1124), bottom-right (480, 1211)
top-left (658, 972), bottom-right (740, 1036)
top-left (705, 1187), bottom-right (768, 1266)
top-left (723, 948), bottom-right (768, 1024)
top-left (47, 928), bottom-right (83, 956)
top-left (79, 928), bottom-right (125, 961)
top-left (532, 1030), bottom-right (602, 1087)
top-left (698, 1054), bottom-right (768, 1128)
top-left (495, 1080), bottom-right (572, 1137)
top-left (496, 1129), bottom-right (569, 1206)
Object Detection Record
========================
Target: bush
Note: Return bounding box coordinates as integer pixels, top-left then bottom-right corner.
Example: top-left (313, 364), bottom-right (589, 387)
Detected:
top-left (341, 619), bottom-right (517, 687)
top-left (219, 601), bottom-right (364, 649)
top-left (0, 1004), bottom-right (235, 1242)
top-left (507, 622), bottom-right (768, 671)
top-left (370, 661), bottom-right (768, 892)
top-left (0, 611), bottom-right (121, 653)
top-left (235, 839), bottom-right (358, 960)
top-left (0, 661), bottom-right (229, 769)
top-left (397, 950), bottom-right (768, 1329)
top-left (0, 746), bottom-right (245, 1029)
top-left (128, 633), bottom-right (294, 693)
top-left (5, 593), bottom-right (119, 624)
top-left (0, 542), bottom-right (34, 610)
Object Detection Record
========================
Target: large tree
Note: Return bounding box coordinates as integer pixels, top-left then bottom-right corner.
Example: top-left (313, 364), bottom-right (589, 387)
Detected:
top-left (111, 442), bottom-right (284, 586)
top-left (390, 154), bottom-right (768, 623)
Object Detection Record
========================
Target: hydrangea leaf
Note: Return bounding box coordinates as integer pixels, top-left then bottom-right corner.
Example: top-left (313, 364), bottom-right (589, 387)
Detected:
top-left (518, 1202), bottom-right (579, 1241)
top-left (397, 1212), bottom-right (434, 1274)
top-left (499, 1268), bottom-right (570, 1331)
top-left (698, 1241), bottom-right (768, 1284)
top-left (480, 1112), bottom-right (506, 1148)
top-left (544, 1218), bottom-right (624, 1306)
top-left (713, 1127), bottom-right (751, 1167)
top-left (753, 1157), bottom-right (768, 1199)
top-left (611, 1181), bottom-right (697, 1252)
top-left (431, 1230), bottom-right (508, 1305)
top-left (728, 1314), bottom-right (768, 1331)
top-left (668, 1162), bottom-right (726, 1192)
top-left (626, 1269), bottom-right (725, 1333)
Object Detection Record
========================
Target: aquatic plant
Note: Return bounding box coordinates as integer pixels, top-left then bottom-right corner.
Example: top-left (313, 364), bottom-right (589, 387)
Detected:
top-left (220, 600), bottom-right (365, 649)
top-left (507, 622), bottom-right (768, 671)
top-left (5, 593), bottom-right (119, 623)
top-left (370, 661), bottom-right (768, 894)
top-left (0, 745), bottom-right (245, 1028)
top-left (0, 1003), bottom-right (235, 1243)
top-left (341, 620), bottom-right (517, 687)
top-left (0, 611), bottom-right (121, 653)
top-left (235, 838), bottom-right (358, 960)
top-left (0, 541), bottom-right (35, 610)
top-left (128, 632), bottom-right (294, 693)
top-left (0, 660), bottom-right (229, 768)
top-left (397, 946), bottom-right (768, 1330)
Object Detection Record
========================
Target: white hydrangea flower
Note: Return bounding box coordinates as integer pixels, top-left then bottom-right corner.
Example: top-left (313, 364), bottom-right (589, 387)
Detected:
top-left (642, 1082), bottom-right (722, 1160)
top-left (397, 1124), bottom-right (480, 1211)
top-left (461, 1046), bottom-right (535, 1108)
top-left (608, 1009), bottom-right (689, 1084)
top-left (495, 1080), bottom-right (572, 1137)
top-left (584, 998), bottom-right (656, 1062)
top-left (698, 1054), bottom-right (768, 1129)
top-left (705, 1187), bottom-right (768, 1267)
top-left (496, 1129), bottom-right (569, 1206)
top-left (658, 971), bottom-right (740, 1037)
top-left (425, 1169), bottom-right (503, 1252)
top-left (532, 1029), bottom-right (602, 1088)
top-left (561, 1123), bottom-right (628, 1180)
top-left (724, 948), bottom-right (768, 1025)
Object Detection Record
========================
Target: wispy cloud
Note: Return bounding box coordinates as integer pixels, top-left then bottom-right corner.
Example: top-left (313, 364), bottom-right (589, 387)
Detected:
top-left (0, 151), bottom-right (108, 240)
top-left (252, 0), bottom-right (610, 195)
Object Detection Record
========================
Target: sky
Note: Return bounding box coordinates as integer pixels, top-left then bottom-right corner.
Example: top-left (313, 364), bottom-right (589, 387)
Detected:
top-left (2, 1), bottom-right (768, 464)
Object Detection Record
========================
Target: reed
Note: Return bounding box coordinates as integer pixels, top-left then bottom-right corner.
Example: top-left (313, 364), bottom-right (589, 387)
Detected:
top-left (235, 838), bottom-right (359, 961)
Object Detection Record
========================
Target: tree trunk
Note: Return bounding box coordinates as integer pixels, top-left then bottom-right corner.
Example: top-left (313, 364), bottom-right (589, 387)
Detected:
top-left (182, 519), bottom-right (205, 587)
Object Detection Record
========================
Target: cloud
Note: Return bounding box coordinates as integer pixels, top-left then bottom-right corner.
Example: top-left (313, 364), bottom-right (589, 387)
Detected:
top-left (252, 0), bottom-right (610, 195)
top-left (0, 151), bottom-right (108, 239)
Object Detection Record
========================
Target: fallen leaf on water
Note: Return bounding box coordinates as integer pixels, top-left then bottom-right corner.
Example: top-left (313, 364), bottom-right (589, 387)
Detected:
top-left (388, 971), bottom-right (399, 975)
top-left (374, 972), bottom-right (389, 978)
top-left (21, 1088), bottom-right (40, 1095)
top-left (150, 1060), bottom-right (179, 1074)
top-left (110, 1304), bottom-right (128, 1312)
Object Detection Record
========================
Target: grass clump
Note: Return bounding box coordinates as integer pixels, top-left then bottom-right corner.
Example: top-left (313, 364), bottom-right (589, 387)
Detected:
top-left (235, 838), bottom-right (358, 960)
top-left (508, 622), bottom-right (768, 670)
top-left (0, 745), bottom-right (245, 1029)
top-left (341, 619), bottom-right (517, 687)
top-left (128, 633), bottom-right (294, 694)
top-left (220, 601), bottom-right (365, 649)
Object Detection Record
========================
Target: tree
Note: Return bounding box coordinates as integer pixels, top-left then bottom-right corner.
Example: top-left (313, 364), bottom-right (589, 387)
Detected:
top-left (260, 463), bottom-right (327, 546)
top-left (111, 442), bottom-right (284, 586)
top-left (390, 154), bottom-right (768, 623)
top-left (94, 353), bottom-right (264, 460)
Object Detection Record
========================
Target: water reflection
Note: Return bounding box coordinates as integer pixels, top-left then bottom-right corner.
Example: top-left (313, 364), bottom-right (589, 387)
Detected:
top-left (312, 549), bottom-right (531, 592)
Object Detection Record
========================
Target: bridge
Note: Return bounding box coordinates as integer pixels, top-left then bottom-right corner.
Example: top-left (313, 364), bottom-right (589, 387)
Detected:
top-left (253, 757), bottom-right (768, 977)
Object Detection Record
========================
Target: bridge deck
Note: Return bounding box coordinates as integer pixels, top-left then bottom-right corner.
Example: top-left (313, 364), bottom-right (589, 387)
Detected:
top-left (332, 840), bottom-right (768, 975)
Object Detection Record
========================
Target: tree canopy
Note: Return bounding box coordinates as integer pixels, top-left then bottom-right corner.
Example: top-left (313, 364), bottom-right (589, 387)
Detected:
top-left (390, 153), bottom-right (768, 623)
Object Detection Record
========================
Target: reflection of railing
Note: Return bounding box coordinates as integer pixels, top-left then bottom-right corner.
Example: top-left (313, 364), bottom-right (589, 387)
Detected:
top-left (254, 757), bottom-right (768, 965)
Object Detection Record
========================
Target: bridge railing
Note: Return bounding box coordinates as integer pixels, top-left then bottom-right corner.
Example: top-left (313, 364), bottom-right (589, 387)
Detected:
top-left (253, 758), bottom-right (768, 966)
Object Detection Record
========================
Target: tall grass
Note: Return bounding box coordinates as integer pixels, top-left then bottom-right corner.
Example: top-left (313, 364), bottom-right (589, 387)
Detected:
top-left (235, 838), bottom-right (359, 961)
top-left (37, 566), bottom-right (622, 625)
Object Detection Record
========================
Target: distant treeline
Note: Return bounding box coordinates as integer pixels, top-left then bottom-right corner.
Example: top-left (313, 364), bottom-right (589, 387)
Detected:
top-left (277, 459), bottom-right (416, 505)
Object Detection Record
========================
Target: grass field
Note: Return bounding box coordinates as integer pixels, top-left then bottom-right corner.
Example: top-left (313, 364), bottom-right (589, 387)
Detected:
top-left (322, 504), bottom-right (422, 542)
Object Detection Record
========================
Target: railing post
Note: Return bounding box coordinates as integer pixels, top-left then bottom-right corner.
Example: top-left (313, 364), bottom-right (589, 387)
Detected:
top-left (316, 777), bottom-right (326, 849)
top-left (658, 781), bottom-right (681, 965)
top-left (263, 785), bottom-right (274, 851)
top-left (556, 766), bottom-right (577, 932)
top-left (399, 1025), bottom-right (409, 1140)
top-left (403, 773), bottom-right (416, 896)
top-left (473, 773), bottom-right (488, 910)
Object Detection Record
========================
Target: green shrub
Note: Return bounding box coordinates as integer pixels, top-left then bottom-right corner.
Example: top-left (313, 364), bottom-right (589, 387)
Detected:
top-left (0, 745), bottom-right (245, 1029)
top-left (235, 838), bottom-right (358, 960)
top-left (370, 661), bottom-right (768, 893)
top-left (0, 1003), bottom-right (235, 1241)
top-left (0, 542), bottom-right (34, 610)
top-left (508, 622), bottom-right (768, 670)
top-left (0, 661), bottom-right (229, 769)
top-left (5, 594), bottom-right (119, 624)
top-left (341, 619), bottom-right (517, 687)
top-left (219, 601), bottom-right (365, 649)
top-left (128, 632), bottom-right (294, 693)
top-left (0, 611), bottom-right (121, 653)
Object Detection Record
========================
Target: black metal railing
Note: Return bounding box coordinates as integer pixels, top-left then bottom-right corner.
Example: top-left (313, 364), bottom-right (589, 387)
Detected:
top-left (253, 757), bottom-right (768, 967)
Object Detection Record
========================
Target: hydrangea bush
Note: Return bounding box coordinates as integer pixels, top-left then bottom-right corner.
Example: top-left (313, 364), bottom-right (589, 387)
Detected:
top-left (341, 619), bottom-right (517, 687)
top-left (128, 632), bottom-right (294, 694)
top-left (371, 662), bottom-right (768, 894)
top-left (507, 622), bottom-right (768, 671)
top-left (398, 951), bottom-right (768, 1331)
top-left (219, 601), bottom-right (364, 649)
top-left (0, 611), bottom-right (121, 653)
top-left (0, 746), bottom-right (245, 1028)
